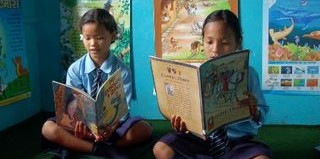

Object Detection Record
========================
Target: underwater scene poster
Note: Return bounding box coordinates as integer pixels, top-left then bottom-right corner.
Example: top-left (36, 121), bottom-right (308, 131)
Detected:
top-left (262, 0), bottom-right (320, 95)
top-left (60, 0), bottom-right (131, 80)
top-left (0, 0), bottom-right (31, 106)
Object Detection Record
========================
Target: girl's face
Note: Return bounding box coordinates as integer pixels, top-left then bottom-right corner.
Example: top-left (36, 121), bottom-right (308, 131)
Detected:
top-left (81, 23), bottom-right (116, 63)
top-left (203, 21), bottom-right (240, 58)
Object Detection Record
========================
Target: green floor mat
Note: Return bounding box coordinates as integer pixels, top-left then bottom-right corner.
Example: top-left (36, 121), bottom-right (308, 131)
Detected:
top-left (1, 112), bottom-right (320, 159)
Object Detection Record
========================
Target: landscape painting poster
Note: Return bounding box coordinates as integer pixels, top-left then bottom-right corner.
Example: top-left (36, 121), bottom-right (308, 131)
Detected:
top-left (154, 0), bottom-right (238, 63)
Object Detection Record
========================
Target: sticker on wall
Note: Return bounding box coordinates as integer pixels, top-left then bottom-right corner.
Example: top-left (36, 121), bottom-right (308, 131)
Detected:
top-left (60, 0), bottom-right (131, 80)
top-left (262, 0), bottom-right (320, 95)
top-left (0, 0), bottom-right (32, 106)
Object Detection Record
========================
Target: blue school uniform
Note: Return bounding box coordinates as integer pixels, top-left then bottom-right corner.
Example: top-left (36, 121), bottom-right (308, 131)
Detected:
top-left (66, 53), bottom-right (132, 110)
top-left (159, 67), bottom-right (272, 159)
top-left (42, 53), bottom-right (145, 158)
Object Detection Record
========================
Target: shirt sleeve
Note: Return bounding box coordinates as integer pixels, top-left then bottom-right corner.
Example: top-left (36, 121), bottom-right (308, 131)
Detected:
top-left (248, 67), bottom-right (269, 127)
top-left (227, 67), bottom-right (269, 139)
top-left (66, 63), bottom-right (84, 90)
top-left (120, 65), bottom-right (132, 108)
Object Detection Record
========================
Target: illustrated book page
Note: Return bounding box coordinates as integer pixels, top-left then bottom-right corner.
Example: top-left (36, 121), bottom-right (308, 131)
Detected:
top-left (150, 49), bottom-right (251, 139)
top-left (150, 57), bottom-right (204, 137)
top-left (200, 50), bottom-right (251, 136)
top-left (52, 68), bottom-right (128, 136)
top-left (94, 69), bottom-right (128, 135)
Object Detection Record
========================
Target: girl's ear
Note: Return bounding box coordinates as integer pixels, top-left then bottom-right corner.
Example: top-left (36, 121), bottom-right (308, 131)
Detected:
top-left (236, 38), bottom-right (243, 50)
top-left (111, 31), bottom-right (117, 43)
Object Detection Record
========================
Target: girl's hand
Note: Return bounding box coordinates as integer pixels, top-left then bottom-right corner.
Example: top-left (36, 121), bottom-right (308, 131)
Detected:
top-left (94, 120), bottom-right (120, 142)
top-left (74, 121), bottom-right (95, 141)
top-left (171, 115), bottom-right (188, 133)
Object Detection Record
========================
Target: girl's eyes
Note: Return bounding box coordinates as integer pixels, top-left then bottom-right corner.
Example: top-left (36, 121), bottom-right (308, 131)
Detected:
top-left (221, 41), bottom-right (229, 44)
top-left (96, 36), bottom-right (104, 40)
top-left (83, 36), bottom-right (104, 40)
top-left (206, 40), bottom-right (229, 45)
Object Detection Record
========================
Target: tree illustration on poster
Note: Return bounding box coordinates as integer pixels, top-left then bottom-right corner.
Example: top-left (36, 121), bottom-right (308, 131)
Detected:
top-left (60, 0), bottom-right (131, 81)
top-left (154, 0), bottom-right (238, 63)
top-left (0, 0), bottom-right (32, 106)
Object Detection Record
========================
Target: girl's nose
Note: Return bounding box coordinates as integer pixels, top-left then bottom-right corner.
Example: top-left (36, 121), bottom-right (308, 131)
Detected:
top-left (210, 42), bottom-right (220, 55)
top-left (90, 39), bottom-right (97, 46)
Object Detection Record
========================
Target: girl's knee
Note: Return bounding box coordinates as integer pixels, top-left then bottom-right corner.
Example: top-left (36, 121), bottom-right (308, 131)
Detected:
top-left (252, 155), bottom-right (270, 159)
top-left (153, 142), bottom-right (174, 159)
top-left (121, 120), bottom-right (152, 144)
top-left (132, 120), bottom-right (152, 138)
top-left (41, 121), bottom-right (59, 140)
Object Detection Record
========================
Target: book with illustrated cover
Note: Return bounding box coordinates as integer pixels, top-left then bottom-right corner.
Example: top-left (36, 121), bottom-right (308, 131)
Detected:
top-left (150, 50), bottom-right (251, 139)
top-left (52, 69), bottom-right (128, 138)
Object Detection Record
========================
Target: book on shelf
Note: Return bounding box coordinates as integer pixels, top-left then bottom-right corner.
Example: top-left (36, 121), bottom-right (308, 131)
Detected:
top-left (150, 49), bottom-right (251, 139)
top-left (52, 68), bottom-right (128, 138)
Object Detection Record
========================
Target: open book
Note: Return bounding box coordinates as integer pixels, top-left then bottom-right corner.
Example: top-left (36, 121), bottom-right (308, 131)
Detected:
top-left (52, 69), bottom-right (128, 138)
top-left (150, 50), bottom-right (251, 139)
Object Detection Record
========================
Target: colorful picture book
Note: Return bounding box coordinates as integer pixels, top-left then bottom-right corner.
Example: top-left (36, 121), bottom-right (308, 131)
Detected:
top-left (52, 69), bottom-right (128, 138)
top-left (150, 50), bottom-right (251, 139)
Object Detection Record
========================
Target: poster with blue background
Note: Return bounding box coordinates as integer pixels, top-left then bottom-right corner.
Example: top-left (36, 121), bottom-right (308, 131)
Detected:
top-left (0, 0), bottom-right (31, 106)
top-left (262, 0), bottom-right (320, 95)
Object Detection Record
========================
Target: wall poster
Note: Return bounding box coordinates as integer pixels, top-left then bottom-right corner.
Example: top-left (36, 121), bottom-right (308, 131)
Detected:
top-left (154, 0), bottom-right (238, 63)
top-left (262, 0), bottom-right (320, 95)
top-left (0, 0), bottom-right (31, 106)
top-left (60, 0), bottom-right (131, 80)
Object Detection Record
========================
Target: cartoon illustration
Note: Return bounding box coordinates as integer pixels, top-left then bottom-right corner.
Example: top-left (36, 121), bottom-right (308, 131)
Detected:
top-left (281, 66), bottom-right (292, 74)
top-left (13, 56), bottom-right (28, 77)
top-left (267, 1), bottom-right (320, 62)
top-left (280, 79), bottom-right (292, 87)
top-left (301, 0), bottom-right (308, 6)
top-left (215, 69), bottom-right (244, 104)
top-left (265, 77), bottom-right (279, 87)
top-left (306, 79), bottom-right (318, 87)
top-left (102, 94), bottom-right (120, 125)
top-left (156, 0), bottom-right (237, 61)
top-left (269, 18), bottom-right (294, 45)
top-left (294, 66), bottom-right (306, 75)
top-left (190, 40), bottom-right (203, 55)
top-left (263, 0), bottom-right (320, 94)
top-left (303, 31), bottom-right (320, 40)
top-left (104, 0), bottom-right (113, 13)
top-left (293, 79), bottom-right (305, 87)
top-left (0, 8), bottom-right (31, 105)
top-left (165, 83), bottom-right (174, 97)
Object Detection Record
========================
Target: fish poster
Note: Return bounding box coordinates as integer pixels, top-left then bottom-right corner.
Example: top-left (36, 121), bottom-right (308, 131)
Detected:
top-left (60, 0), bottom-right (131, 79)
top-left (262, 0), bottom-right (320, 95)
top-left (0, 0), bottom-right (32, 106)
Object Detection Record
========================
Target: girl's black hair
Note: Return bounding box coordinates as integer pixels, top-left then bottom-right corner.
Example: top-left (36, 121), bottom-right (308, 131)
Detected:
top-left (79, 8), bottom-right (117, 34)
top-left (202, 9), bottom-right (242, 42)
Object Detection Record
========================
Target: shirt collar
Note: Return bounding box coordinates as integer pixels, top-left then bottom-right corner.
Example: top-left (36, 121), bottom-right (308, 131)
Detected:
top-left (84, 52), bottom-right (115, 74)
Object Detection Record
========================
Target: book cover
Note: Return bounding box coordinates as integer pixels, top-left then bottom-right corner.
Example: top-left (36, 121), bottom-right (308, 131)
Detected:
top-left (150, 49), bottom-right (250, 139)
top-left (52, 69), bottom-right (128, 137)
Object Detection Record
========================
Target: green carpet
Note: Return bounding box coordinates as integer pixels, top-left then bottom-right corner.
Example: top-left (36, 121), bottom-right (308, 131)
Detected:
top-left (0, 112), bottom-right (319, 159)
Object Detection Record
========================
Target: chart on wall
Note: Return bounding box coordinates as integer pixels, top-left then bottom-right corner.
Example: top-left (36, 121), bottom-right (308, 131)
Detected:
top-left (154, 0), bottom-right (238, 63)
top-left (262, 0), bottom-right (320, 95)
top-left (60, 0), bottom-right (131, 75)
top-left (0, 0), bottom-right (32, 106)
